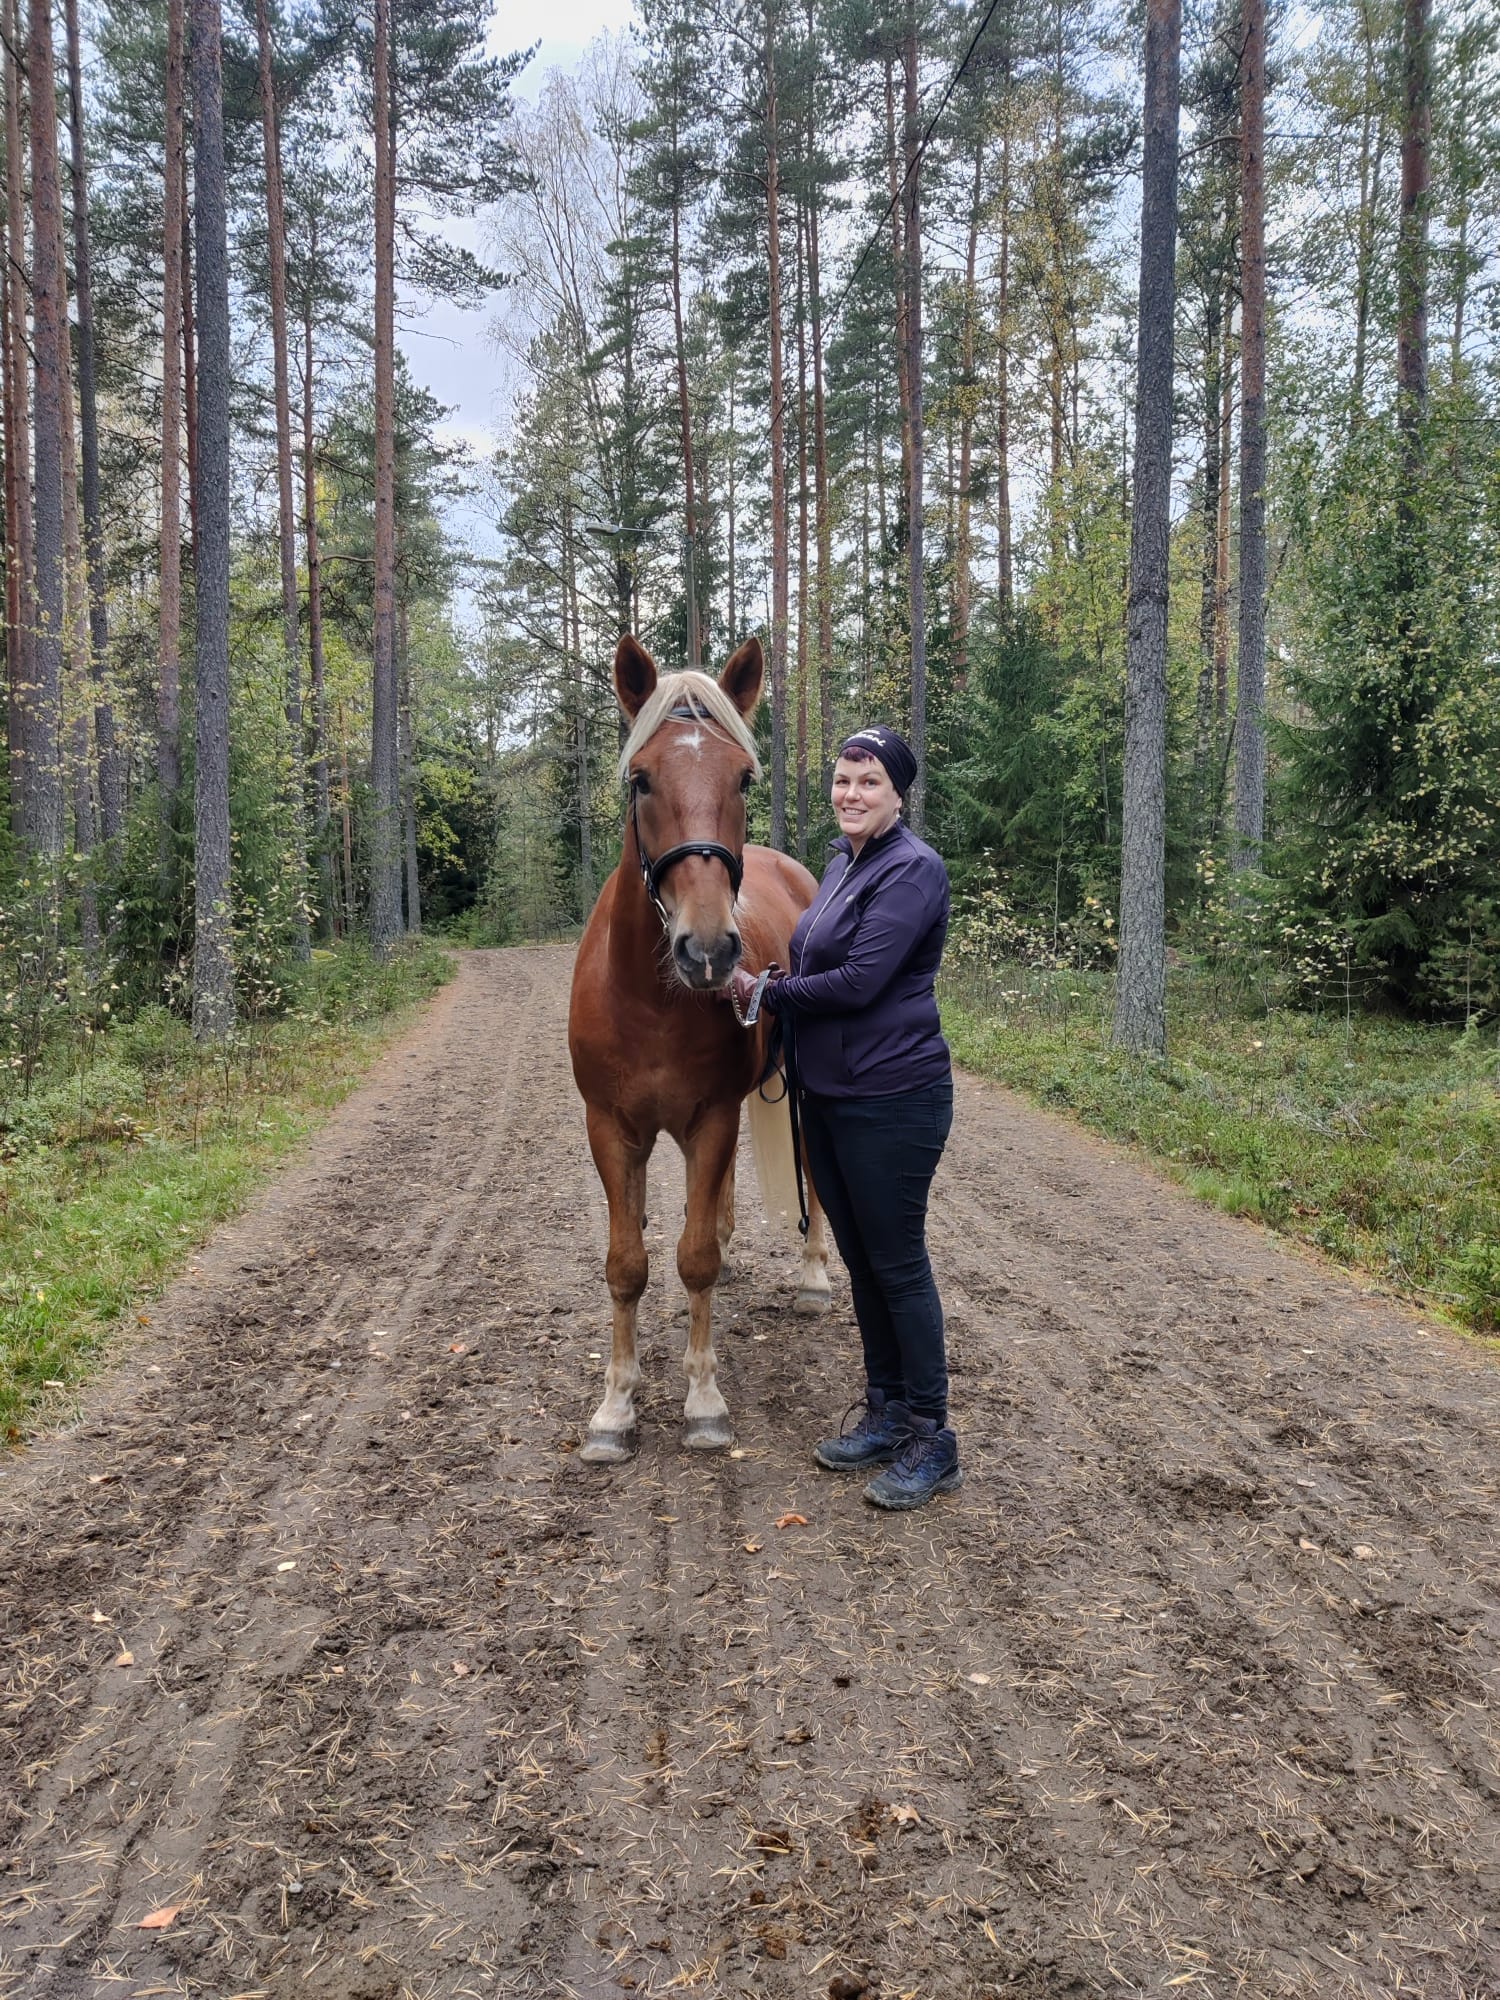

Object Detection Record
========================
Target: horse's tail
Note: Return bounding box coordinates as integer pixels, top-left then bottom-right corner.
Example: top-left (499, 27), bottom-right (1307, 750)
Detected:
top-left (746, 1074), bottom-right (800, 1228)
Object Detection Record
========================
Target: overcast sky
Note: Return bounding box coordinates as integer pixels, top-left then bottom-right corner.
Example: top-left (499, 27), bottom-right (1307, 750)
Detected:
top-left (399, 0), bottom-right (633, 493)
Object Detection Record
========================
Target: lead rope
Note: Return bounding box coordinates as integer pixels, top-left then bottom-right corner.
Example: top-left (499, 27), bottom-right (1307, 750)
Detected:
top-left (782, 1010), bottom-right (811, 1239)
top-left (740, 976), bottom-right (809, 1239)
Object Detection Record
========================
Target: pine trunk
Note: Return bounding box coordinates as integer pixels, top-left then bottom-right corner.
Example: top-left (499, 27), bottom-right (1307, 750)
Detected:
top-left (884, 56), bottom-right (910, 561)
top-left (726, 364), bottom-right (737, 640)
top-left (1231, 0), bottom-right (1268, 874)
top-left (254, 0), bottom-right (309, 959)
top-left (564, 498), bottom-right (591, 901)
top-left (995, 72), bottom-right (1013, 611)
top-left (1214, 288), bottom-right (1233, 725)
top-left (63, 0), bottom-right (122, 846)
top-left (952, 138), bottom-right (981, 684)
top-left (667, 123), bottom-right (698, 666)
top-left (1114, 0), bottom-right (1181, 1057)
top-left (794, 193), bottom-right (809, 860)
top-left (902, 7), bottom-right (927, 832)
top-left (60, 292), bottom-right (100, 954)
top-left (1395, 0), bottom-right (1429, 488)
top-left (181, 153), bottom-right (198, 556)
top-left (28, 0), bottom-right (68, 870)
top-left (1195, 276), bottom-right (1222, 805)
top-left (764, 4), bottom-right (789, 852)
top-left (159, 0), bottom-right (185, 812)
top-left (301, 294), bottom-right (333, 936)
top-left (804, 4), bottom-right (833, 772)
top-left (399, 599), bottom-right (420, 934)
top-left (3, 0), bottom-right (33, 844)
top-left (1351, 2), bottom-right (1384, 415)
top-left (190, 0), bottom-right (235, 1039)
top-left (2, 250), bottom-right (20, 840)
top-left (368, 0), bottom-right (403, 952)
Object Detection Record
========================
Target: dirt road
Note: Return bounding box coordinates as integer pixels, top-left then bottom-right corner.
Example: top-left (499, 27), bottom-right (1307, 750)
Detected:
top-left (2, 946), bottom-right (1498, 2000)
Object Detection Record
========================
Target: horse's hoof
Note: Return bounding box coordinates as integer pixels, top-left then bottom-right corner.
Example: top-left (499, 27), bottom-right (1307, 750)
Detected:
top-left (795, 1287), bottom-right (832, 1316)
top-left (578, 1429), bottom-right (637, 1466)
top-left (682, 1417), bottom-right (735, 1452)
top-left (715, 1260), bottom-right (737, 1287)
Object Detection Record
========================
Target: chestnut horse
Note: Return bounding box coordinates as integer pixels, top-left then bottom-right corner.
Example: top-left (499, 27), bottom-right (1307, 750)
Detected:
top-left (568, 634), bottom-right (831, 1464)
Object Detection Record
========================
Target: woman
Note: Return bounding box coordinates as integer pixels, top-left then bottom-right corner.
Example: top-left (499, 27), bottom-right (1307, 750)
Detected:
top-left (727, 726), bottom-right (959, 1510)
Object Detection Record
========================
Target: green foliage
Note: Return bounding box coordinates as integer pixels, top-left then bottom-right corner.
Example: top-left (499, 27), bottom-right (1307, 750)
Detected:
top-left (943, 959), bottom-right (1500, 1333)
top-left (1273, 397), bottom-right (1500, 1016)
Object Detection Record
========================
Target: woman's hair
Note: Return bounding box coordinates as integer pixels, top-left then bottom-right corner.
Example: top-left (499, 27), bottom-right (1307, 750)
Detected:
top-left (837, 746), bottom-right (878, 764)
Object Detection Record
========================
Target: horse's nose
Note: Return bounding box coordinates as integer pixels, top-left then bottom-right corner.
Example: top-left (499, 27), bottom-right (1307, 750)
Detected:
top-left (673, 927), bottom-right (742, 988)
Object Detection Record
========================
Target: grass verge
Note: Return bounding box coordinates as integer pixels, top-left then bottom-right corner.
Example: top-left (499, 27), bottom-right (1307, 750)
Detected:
top-left (941, 962), bottom-right (1500, 1335)
top-left (0, 939), bottom-right (454, 1441)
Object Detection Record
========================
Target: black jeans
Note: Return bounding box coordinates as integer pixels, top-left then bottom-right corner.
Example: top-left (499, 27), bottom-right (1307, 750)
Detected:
top-left (800, 1076), bottom-right (954, 1423)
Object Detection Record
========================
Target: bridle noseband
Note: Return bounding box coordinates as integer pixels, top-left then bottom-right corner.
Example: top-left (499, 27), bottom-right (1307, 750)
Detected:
top-left (630, 704), bottom-right (746, 934)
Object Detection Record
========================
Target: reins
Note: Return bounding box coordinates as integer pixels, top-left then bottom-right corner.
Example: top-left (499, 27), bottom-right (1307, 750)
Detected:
top-left (629, 703), bottom-right (745, 935)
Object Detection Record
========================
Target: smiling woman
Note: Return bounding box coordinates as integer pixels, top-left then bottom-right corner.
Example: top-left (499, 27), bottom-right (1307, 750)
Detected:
top-left (725, 724), bottom-right (960, 1513)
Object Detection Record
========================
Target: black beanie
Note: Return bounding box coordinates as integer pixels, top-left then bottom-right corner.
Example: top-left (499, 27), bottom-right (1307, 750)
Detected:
top-left (837, 725), bottom-right (918, 797)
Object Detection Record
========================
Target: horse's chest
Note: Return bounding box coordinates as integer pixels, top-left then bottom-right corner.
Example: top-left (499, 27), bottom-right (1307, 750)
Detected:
top-left (573, 1012), bottom-right (757, 1141)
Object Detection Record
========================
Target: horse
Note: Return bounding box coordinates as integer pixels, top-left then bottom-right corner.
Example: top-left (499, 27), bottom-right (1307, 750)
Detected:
top-left (567, 633), bottom-right (831, 1465)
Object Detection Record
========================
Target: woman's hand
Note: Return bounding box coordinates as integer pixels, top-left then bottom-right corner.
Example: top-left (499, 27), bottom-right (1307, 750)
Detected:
top-left (724, 965), bottom-right (761, 1016)
top-left (722, 964), bottom-right (782, 1024)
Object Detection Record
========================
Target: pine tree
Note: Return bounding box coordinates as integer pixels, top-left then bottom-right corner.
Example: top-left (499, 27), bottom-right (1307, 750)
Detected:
top-left (1114, 0), bottom-right (1183, 1056)
top-left (190, 0), bottom-right (235, 1038)
top-left (160, 0), bottom-right (186, 818)
top-left (253, 0), bottom-right (310, 959)
top-left (63, 0), bottom-right (125, 848)
top-left (28, 0), bottom-right (69, 875)
top-left (1231, 0), bottom-right (1268, 875)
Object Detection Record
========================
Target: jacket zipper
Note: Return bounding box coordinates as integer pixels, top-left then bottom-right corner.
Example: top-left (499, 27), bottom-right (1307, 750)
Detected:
top-left (793, 826), bottom-right (896, 974)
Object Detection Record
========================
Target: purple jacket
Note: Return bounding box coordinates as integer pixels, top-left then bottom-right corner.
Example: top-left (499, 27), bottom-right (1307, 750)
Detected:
top-left (767, 819), bottom-right (951, 1097)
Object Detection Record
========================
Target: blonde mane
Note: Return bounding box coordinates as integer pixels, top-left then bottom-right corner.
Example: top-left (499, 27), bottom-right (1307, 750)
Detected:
top-left (618, 671), bottom-right (762, 785)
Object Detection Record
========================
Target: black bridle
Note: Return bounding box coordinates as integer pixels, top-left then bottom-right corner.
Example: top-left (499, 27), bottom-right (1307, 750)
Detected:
top-left (629, 705), bottom-right (746, 933)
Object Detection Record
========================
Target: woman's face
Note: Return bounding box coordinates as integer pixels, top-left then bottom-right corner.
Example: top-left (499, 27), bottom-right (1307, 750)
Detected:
top-left (831, 755), bottom-right (902, 845)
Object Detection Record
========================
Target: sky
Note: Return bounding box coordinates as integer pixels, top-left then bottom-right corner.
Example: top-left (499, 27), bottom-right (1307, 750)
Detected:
top-left (399, 0), bottom-right (633, 526)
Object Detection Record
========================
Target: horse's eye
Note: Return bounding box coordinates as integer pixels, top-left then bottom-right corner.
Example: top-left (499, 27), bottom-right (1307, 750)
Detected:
top-left (632, 772), bottom-right (651, 796)
top-left (739, 771), bottom-right (753, 794)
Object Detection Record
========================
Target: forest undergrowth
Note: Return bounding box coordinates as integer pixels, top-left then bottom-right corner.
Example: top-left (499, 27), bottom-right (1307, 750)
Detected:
top-left (0, 938), bottom-right (453, 1440)
top-left (942, 963), bottom-right (1500, 1338)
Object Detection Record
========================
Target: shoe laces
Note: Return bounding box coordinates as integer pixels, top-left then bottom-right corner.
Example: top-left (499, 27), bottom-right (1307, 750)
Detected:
top-left (840, 1398), bottom-right (882, 1440)
top-left (892, 1426), bottom-right (940, 1473)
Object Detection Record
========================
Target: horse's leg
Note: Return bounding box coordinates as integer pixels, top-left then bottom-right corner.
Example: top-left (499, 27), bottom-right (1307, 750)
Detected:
top-left (796, 1171), bottom-right (832, 1315)
top-left (678, 1105), bottom-right (741, 1450)
top-left (715, 1151), bottom-right (737, 1285)
top-left (579, 1104), bottom-right (653, 1466)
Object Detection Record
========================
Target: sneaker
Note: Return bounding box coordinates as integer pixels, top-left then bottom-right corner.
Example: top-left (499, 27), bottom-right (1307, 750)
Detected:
top-left (862, 1413), bottom-right (963, 1510)
top-left (814, 1389), bottom-right (911, 1471)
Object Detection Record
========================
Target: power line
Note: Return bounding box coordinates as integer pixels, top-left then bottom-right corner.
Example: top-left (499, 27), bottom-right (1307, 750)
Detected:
top-left (753, 0), bottom-right (1008, 460)
top-left (821, 0), bottom-right (1007, 350)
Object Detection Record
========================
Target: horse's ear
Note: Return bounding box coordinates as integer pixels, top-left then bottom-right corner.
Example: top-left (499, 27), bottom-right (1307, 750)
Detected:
top-left (614, 634), bottom-right (658, 720)
top-left (719, 636), bottom-right (764, 719)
